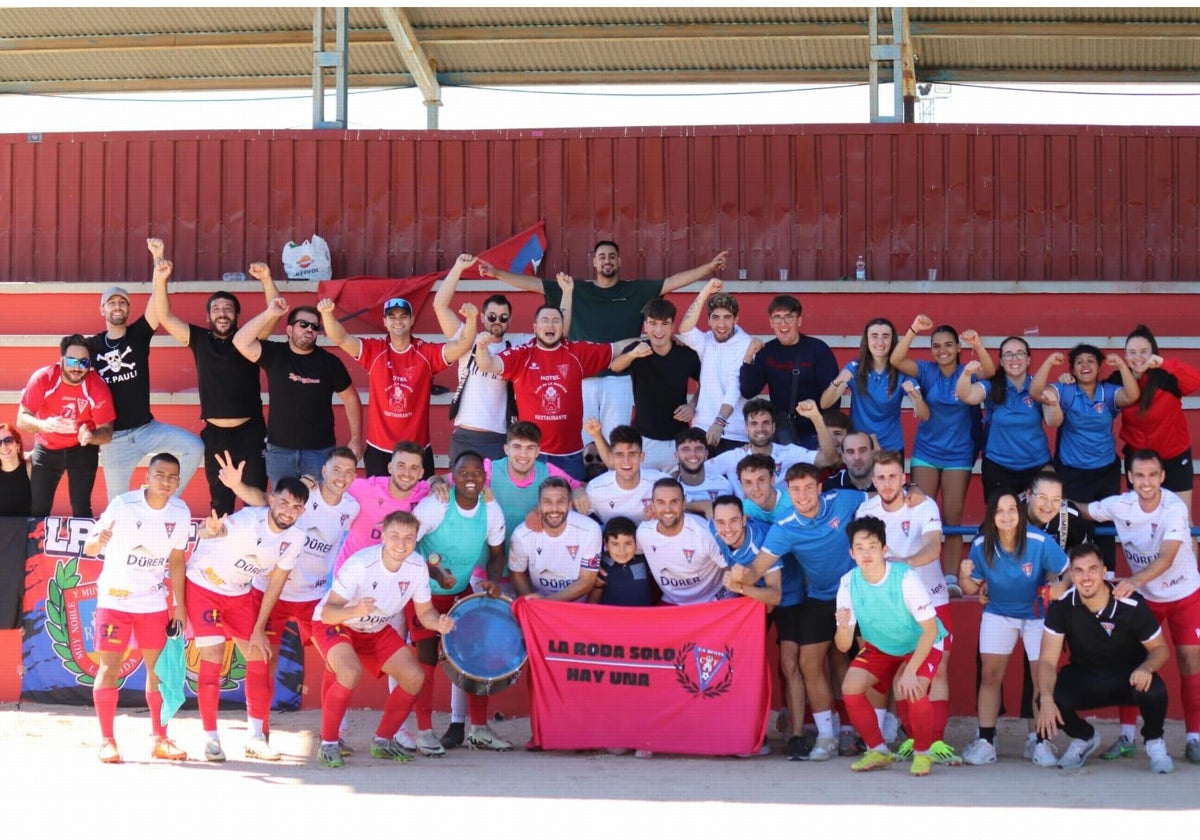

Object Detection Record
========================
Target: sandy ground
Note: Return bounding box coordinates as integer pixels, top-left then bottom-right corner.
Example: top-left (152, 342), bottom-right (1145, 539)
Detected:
top-left (5, 703), bottom-right (1197, 839)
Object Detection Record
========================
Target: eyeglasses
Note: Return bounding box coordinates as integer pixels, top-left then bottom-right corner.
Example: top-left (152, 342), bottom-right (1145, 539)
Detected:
top-left (63, 357), bottom-right (92, 370)
top-left (769, 313), bottom-right (798, 323)
top-left (1000, 351), bottom-right (1029, 360)
top-left (290, 319), bottom-right (322, 332)
top-left (486, 313), bottom-right (511, 324)
top-left (1033, 494), bottom-right (1063, 505)
top-left (0, 436), bottom-right (15, 446)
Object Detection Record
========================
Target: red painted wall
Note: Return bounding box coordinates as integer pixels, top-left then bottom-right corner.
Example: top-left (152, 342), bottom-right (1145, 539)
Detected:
top-left (2, 124), bottom-right (1198, 284)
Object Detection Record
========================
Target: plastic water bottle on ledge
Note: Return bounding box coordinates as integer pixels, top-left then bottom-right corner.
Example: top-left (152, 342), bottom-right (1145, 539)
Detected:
top-left (222, 271), bottom-right (246, 283)
top-left (854, 255), bottom-right (866, 281)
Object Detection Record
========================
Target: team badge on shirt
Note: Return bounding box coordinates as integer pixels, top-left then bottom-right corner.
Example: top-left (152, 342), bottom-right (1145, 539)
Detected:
top-left (901, 520), bottom-right (911, 536)
top-left (398, 581), bottom-right (409, 596)
top-left (164, 522), bottom-right (176, 537)
top-left (279, 542), bottom-right (291, 555)
top-left (683, 549), bottom-right (694, 564)
top-left (567, 545), bottom-right (579, 559)
top-left (1021, 563), bottom-right (1033, 577)
top-left (1100, 621), bottom-right (1115, 636)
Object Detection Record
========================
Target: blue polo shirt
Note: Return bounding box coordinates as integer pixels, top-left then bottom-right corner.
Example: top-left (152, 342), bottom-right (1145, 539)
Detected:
top-left (763, 489), bottom-right (866, 601)
top-left (979, 375), bottom-right (1051, 470)
top-left (968, 528), bottom-right (1068, 619)
top-left (912, 360), bottom-right (979, 467)
top-left (841, 360), bottom-right (918, 452)
top-left (741, 494), bottom-right (804, 607)
top-left (1053, 382), bottom-right (1120, 469)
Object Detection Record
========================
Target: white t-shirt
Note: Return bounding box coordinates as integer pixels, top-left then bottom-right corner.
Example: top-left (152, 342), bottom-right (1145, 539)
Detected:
top-left (1089, 489), bottom-right (1200, 603)
top-left (413, 496), bottom-right (507, 546)
top-left (254, 487), bottom-right (360, 602)
top-left (678, 325), bottom-right (753, 441)
top-left (707, 443), bottom-right (818, 499)
top-left (92, 491), bottom-right (192, 612)
top-left (836, 562), bottom-right (937, 626)
top-left (508, 511), bottom-right (602, 597)
top-left (674, 468), bottom-right (736, 504)
top-left (855, 496), bottom-right (946, 606)
top-left (455, 331), bottom-right (532, 433)
top-left (312, 545), bottom-right (432, 634)
top-left (186, 506), bottom-right (304, 596)
top-left (636, 513), bottom-right (730, 605)
top-left (586, 468), bottom-right (668, 524)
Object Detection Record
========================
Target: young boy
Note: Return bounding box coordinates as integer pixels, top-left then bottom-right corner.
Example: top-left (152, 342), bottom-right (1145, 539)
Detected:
top-left (590, 517), bottom-right (657, 606)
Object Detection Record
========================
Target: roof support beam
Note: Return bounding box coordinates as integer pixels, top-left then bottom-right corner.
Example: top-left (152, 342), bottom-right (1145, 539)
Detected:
top-left (312, 7), bottom-right (349, 130)
top-left (379, 7), bottom-right (441, 129)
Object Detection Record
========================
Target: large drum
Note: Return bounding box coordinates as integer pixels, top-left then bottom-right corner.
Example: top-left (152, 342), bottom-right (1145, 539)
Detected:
top-left (441, 594), bottom-right (527, 696)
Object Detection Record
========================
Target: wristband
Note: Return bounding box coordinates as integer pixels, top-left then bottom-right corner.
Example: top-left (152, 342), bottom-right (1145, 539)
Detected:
top-left (713, 416), bottom-right (727, 428)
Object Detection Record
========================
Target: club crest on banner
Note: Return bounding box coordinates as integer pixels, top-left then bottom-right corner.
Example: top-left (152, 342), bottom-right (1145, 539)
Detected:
top-left (674, 642), bottom-right (734, 697)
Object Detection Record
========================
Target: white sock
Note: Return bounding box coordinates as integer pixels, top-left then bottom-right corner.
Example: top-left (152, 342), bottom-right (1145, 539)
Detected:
top-left (387, 675), bottom-right (398, 692)
top-left (205, 730), bottom-right (219, 741)
top-left (321, 740), bottom-right (339, 747)
top-left (450, 683), bottom-right (468, 723)
top-left (1120, 724), bottom-right (1137, 741)
top-left (875, 708), bottom-right (887, 729)
top-left (814, 710), bottom-right (835, 739)
top-left (339, 711), bottom-right (350, 733)
top-left (1187, 732), bottom-right (1199, 743)
top-left (248, 718), bottom-right (264, 739)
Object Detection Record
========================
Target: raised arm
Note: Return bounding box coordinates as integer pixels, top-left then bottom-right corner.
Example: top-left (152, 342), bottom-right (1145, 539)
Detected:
top-left (556, 272), bottom-right (575, 335)
top-left (902, 380), bottom-right (930, 422)
top-left (678, 277), bottom-right (723, 333)
top-left (1107, 354), bottom-right (1141, 408)
top-left (316, 298), bottom-right (363, 359)
top-left (821, 366), bottom-right (853, 410)
top-left (960, 329), bottom-right (996, 379)
top-left (582, 417), bottom-right (613, 469)
top-left (610, 339), bottom-right (652, 373)
top-left (1039, 384), bottom-right (1064, 428)
top-left (431, 253), bottom-right (477, 338)
top-left (796, 400), bottom-right (839, 469)
top-left (442, 302), bottom-right (479, 364)
top-left (474, 333), bottom-right (504, 375)
top-left (955, 360), bottom-right (988, 405)
top-left (246, 261), bottom-right (283, 339)
top-left (662, 250), bottom-right (729, 295)
top-left (143, 238), bottom-right (164, 331)
top-left (233, 297), bottom-right (289, 363)
top-left (478, 259), bottom-right (543, 293)
top-left (890, 314), bottom-right (931, 377)
top-left (151, 255), bottom-right (191, 345)
top-left (1029, 351), bottom-right (1064, 402)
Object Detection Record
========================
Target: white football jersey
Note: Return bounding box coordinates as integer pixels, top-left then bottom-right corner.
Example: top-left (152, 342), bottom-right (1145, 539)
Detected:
top-left (186, 507), bottom-right (303, 596)
top-left (586, 469), bottom-right (668, 524)
top-left (509, 511), bottom-right (602, 597)
top-left (254, 487), bottom-right (360, 602)
top-left (92, 491), bottom-right (192, 612)
top-left (855, 496), bottom-right (947, 606)
top-left (313, 545), bottom-right (432, 634)
top-left (707, 443), bottom-right (818, 499)
top-left (637, 513), bottom-right (730, 605)
top-left (1089, 490), bottom-right (1199, 603)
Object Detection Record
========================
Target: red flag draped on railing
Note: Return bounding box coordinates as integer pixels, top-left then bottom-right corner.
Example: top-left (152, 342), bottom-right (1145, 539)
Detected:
top-left (316, 220), bottom-right (548, 324)
top-left (513, 597), bottom-right (770, 756)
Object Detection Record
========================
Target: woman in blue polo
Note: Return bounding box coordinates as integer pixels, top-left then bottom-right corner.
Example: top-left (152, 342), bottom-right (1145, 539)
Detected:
top-left (891, 313), bottom-right (993, 596)
top-left (956, 336), bottom-right (1061, 501)
top-left (820, 317), bottom-right (929, 456)
top-left (959, 491), bottom-right (1068, 767)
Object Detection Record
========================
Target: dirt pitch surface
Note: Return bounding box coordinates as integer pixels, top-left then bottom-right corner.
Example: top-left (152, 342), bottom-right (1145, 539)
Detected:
top-left (5, 703), bottom-right (1196, 839)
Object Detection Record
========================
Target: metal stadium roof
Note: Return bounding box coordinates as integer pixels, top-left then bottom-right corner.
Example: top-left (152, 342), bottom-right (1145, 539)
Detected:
top-left (0, 6), bottom-right (1198, 94)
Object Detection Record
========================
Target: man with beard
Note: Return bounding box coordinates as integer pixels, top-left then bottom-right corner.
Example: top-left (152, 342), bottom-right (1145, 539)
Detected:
top-left (18, 334), bottom-right (116, 517)
top-left (87, 240), bottom-right (203, 503)
top-left (823, 430), bottom-right (878, 492)
top-left (154, 247), bottom-right (280, 514)
top-left (706, 398), bottom-right (839, 497)
top-left (609, 298), bottom-right (701, 472)
top-left (677, 279), bottom-right (754, 455)
top-left (474, 298), bottom-right (631, 480)
top-left (433, 254), bottom-right (573, 463)
top-left (185, 477), bottom-right (308, 762)
top-left (410, 451), bottom-right (507, 755)
top-left (509, 477), bottom-right (602, 601)
top-left (234, 298), bottom-right (363, 488)
top-left (318, 269), bottom-right (478, 478)
top-left (335, 441), bottom-right (436, 570)
top-left (480, 243), bottom-right (728, 445)
top-left (215, 447), bottom-right (362, 757)
top-left (671, 427), bottom-right (734, 506)
top-left (636, 479), bottom-right (730, 607)
top-left (586, 426), bottom-right (669, 525)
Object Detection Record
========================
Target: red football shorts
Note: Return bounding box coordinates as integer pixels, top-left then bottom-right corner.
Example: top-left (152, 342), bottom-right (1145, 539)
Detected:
top-left (313, 621), bottom-right (405, 678)
top-left (92, 607), bottom-right (169, 653)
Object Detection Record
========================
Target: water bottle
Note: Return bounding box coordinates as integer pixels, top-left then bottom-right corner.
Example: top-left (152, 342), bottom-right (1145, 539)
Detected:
top-left (854, 255), bottom-right (866, 281)
top-left (222, 271), bottom-right (246, 283)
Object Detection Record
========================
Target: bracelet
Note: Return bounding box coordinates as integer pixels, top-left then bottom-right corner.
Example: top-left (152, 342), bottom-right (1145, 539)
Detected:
top-left (907, 326), bottom-right (917, 334)
top-left (713, 416), bottom-right (728, 427)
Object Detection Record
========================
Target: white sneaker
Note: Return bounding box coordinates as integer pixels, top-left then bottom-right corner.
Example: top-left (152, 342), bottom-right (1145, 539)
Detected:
top-left (204, 738), bottom-right (226, 762)
top-left (394, 727), bottom-right (417, 751)
top-left (1022, 732), bottom-right (1038, 760)
top-left (963, 738), bottom-right (997, 766)
top-left (466, 724), bottom-right (513, 752)
top-left (808, 735), bottom-right (839, 762)
top-left (945, 574), bottom-right (964, 599)
top-left (1031, 739), bottom-right (1059, 767)
top-left (415, 729), bottom-right (446, 757)
top-left (244, 735), bottom-right (281, 761)
top-left (1145, 738), bottom-right (1175, 774)
top-left (1057, 732), bottom-right (1101, 769)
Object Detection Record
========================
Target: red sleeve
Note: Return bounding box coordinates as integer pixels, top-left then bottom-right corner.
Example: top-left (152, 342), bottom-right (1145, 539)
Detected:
top-left (356, 337), bottom-right (384, 369)
top-left (571, 340), bottom-right (615, 377)
top-left (418, 339), bottom-right (451, 375)
top-left (19, 367), bottom-right (50, 414)
top-left (1161, 357), bottom-right (1200, 395)
top-left (497, 345), bottom-right (529, 381)
top-left (88, 375), bottom-right (118, 426)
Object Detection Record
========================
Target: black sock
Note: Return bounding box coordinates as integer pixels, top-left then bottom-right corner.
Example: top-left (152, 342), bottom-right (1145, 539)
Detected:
top-left (980, 726), bottom-right (997, 744)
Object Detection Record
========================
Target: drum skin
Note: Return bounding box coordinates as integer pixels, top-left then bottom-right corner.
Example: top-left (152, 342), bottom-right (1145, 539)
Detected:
top-left (441, 594), bottom-right (528, 695)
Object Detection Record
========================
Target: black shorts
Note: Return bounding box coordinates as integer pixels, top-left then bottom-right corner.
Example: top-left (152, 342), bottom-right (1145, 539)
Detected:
top-left (1124, 447), bottom-right (1193, 494)
top-left (772, 598), bottom-right (836, 646)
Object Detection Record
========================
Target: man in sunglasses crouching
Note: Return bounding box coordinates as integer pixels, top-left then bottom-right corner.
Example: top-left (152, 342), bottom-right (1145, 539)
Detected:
top-left (18, 333), bottom-right (116, 517)
top-left (233, 299), bottom-right (363, 488)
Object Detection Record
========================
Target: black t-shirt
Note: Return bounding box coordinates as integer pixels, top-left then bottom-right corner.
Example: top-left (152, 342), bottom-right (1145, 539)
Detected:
top-left (1030, 501), bottom-right (1090, 552)
top-left (0, 466), bottom-right (31, 516)
top-left (622, 341), bottom-right (701, 441)
top-left (822, 469), bottom-right (876, 493)
top-left (86, 315), bottom-right (155, 431)
top-left (1043, 585), bottom-right (1161, 672)
top-left (598, 553), bottom-right (655, 607)
top-left (257, 340), bottom-right (352, 450)
top-left (187, 324), bottom-right (263, 421)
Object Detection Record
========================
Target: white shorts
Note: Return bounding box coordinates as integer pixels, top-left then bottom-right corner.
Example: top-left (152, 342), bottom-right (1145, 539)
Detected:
top-left (978, 611), bottom-right (1045, 660)
top-left (640, 438), bottom-right (678, 473)
top-left (582, 376), bottom-right (635, 443)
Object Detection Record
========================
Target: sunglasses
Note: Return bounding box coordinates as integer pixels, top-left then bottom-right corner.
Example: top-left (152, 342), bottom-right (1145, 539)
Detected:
top-left (63, 357), bottom-right (92, 370)
top-left (0, 436), bottom-right (15, 446)
top-left (486, 313), bottom-right (511, 324)
top-left (384, 297), bottom-right (412, 313)
top-left (290, 319), bottom-right (322, 332)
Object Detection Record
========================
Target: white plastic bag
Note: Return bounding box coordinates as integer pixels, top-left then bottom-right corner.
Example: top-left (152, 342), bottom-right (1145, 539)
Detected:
top-left (282, 234), bottom-right (332, 280)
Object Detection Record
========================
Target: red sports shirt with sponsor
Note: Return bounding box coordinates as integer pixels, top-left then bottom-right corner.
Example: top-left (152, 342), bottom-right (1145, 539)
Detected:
top-left (19, 364), bottom-right (117, 450)
top-left (497, 339), bottom-right (613, 456)
top-left (356, 336), bottom-right (450, 450)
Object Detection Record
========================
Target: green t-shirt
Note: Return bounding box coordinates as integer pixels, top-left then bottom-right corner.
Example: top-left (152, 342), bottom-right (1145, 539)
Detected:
top-left (542, 277), bottom-right (665, 343)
